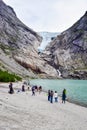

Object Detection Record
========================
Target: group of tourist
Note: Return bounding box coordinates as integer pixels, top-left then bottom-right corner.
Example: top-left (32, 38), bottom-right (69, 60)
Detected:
top-left (48, 89), bottom-right (66, 104)
top-left (8, 82), bottom-right (42, 95)
top-left (31, 85), bottom-right (42, 96)
top-left (8, 82), bottom-right (67, 104)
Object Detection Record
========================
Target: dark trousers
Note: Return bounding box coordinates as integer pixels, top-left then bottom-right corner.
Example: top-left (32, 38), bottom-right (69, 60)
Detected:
top-left (55, 97), bottom-right (58, 102)
top-left (50, 96), bottom-right (53, 103)
top-left (48, 95), bottom-right (50, 101)
top-left (32, 91), bottom-right (35, 96)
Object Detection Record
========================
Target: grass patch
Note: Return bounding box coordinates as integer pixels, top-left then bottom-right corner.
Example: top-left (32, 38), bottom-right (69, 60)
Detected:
top-left (0, 70), bottom-right (22, 82)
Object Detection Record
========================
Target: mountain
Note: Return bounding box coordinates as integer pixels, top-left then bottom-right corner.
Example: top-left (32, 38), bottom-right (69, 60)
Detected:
top-left (0, 0), bottom-right (59, 79)
top-left (1, 1), bottom-right (87, 79)
top-left (43, 11), bottom-right (87, 79)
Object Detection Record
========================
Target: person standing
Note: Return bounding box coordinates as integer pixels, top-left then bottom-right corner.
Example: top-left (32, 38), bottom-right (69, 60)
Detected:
top-left (32, 86), bottom-right (35, 96)
top-left (48, 90), bottom-right (51, 101)
top-left (62, 89), bottom-right (66, 103)
top-left (9, 82), bottom-right (14, 94)
top-left (54, 91), bottom-right (58, 102)
top-left (50, 90), bottom-right (54, 103)
top-left (38, 86), bottom-right (42, 94)
top-left (22, 84), bottom-right (25, 92)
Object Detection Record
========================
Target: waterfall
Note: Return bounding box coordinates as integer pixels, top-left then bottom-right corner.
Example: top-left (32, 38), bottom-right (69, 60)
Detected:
top-left (57, 69), bottom-right (61, 77)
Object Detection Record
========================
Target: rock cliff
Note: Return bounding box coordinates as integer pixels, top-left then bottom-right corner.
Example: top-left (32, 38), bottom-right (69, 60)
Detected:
top-left (43, 11), bottom-right (87, 79)
top-left (0, 0), bottom-right (59, 78)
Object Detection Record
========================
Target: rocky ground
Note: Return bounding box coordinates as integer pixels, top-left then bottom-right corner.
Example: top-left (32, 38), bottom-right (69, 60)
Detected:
top-left (0, 82), bottom-right (87, 130)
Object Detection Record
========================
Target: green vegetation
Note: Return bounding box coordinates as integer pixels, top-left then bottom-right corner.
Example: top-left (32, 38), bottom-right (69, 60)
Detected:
top-left (0, 43), bottom-right (15, 55)
top-left (75, 68), bottom-right (87, 71)
top-left (10, 35), bottom-right (18, 43)
top-left (83, 37), bottom-right (87, 42)
top-left (0, 70), bottom-right (22, 82)
top-left (77, 29), bottom-right (83, 33)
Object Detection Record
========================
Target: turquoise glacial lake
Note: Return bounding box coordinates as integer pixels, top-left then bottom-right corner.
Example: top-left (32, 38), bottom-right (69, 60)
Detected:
top-left (30, 79), bottom-right (87, 107)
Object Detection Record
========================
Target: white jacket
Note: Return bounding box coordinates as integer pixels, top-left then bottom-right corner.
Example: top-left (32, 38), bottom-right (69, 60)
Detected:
top-left (54, 93), bottom-right (58, 98)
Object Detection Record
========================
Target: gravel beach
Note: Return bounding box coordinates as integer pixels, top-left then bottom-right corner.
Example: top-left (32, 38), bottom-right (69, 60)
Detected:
top-left (0, 82), bottom-right (87, 130)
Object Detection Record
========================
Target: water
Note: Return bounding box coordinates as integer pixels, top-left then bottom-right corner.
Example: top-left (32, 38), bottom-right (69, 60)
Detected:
top-left (30, 79), bottom-right (87, 107)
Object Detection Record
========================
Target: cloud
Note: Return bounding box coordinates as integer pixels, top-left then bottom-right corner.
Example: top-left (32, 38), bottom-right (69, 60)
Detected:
top-left (3, 0), bottom-right (87, 32)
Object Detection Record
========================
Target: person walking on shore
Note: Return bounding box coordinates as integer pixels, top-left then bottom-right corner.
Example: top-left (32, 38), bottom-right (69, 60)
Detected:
top-left (54, 91), bottom-right (58, 102)
top-left (50, 90), bottom-right (54, 103)
top-left (62, 89), bottom-right (66, 103)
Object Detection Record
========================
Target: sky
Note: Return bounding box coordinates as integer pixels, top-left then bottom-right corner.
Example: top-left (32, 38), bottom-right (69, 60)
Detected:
top-left (3, 0), bottom-right (87, 32)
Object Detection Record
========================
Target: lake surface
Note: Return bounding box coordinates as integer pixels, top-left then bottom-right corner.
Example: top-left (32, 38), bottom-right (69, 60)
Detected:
top-left (30, 79), bottom-right (87, 107)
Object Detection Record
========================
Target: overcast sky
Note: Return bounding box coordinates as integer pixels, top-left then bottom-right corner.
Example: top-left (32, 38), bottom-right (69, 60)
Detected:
top-left (4, 0), bottom-right (87, 32)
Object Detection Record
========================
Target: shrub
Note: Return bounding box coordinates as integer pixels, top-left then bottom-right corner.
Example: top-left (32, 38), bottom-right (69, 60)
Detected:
top-left (0, 70), bottom-right (22, 82)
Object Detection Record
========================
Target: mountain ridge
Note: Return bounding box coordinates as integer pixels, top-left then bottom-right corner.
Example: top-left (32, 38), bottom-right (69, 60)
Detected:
top-left (43, 11), bottom-right (87, 79)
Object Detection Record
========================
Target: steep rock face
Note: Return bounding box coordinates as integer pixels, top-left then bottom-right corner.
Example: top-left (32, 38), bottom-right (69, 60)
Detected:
top-left (0, 0), bottom-right (41, 49)
top-left (44, 11), bottom-right (87, 79)
top-left (0, 0), bottom-right (59, 78)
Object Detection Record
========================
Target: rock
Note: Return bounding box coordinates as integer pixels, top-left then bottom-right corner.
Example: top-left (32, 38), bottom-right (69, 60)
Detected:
top-left (0, 0), bottom-right (41, 78)
top-left (0, 0), bottom-right (59, 79)
top-left (69, 70), bottom-right (87, 79)
top-left (43, 11), bottom-right (87, 79)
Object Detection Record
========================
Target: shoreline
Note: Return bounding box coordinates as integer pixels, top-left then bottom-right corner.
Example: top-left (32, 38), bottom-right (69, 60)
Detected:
top-left (67, 98), bottom-right (87, 108)
top-left (42, 89), bottom-right (87, 108)
top-left (0, 82), bottom-right (87, 108)
top-left (30, 79), bottom-right (87, 108)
